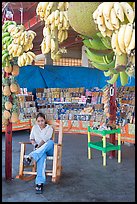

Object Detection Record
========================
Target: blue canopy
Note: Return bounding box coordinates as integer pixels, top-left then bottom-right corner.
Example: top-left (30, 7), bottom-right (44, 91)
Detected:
top-left (16, 65), bottom-right (135, 94)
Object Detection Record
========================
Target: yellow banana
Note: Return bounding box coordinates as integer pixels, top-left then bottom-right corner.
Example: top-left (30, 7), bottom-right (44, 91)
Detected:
top-left (110, 8), bottom-right (119, 30)
top-left (117, 24), bottom-right (127, 54)
top-left (126, 28), bottom-right (135, 54)
top-left (55, 10), bottom-right (60, 20)
top-left (59, 11), bottom-right (64, 23)
top-left (62, 15), bottom-right (68, 29)
top-left (51, 38), bottom-right (56, 52)
top-left (106, 29), bottom-right (113, 38)
top-left (97, 3), bottom-right (105, 17)
top-left (58, 29), bottom-right (64, 42)
top-left (58, 2), bottom-right (65, 11)
top-left (43, 26), bottom-right (51, 37)
top-left (93, 8), bottom-right (99, 23)
top-left (63, 10), bottom-right (69, 21)
top-left (64, 2), bottom-right (69, 10)
top-left (111, 31), bottom-right (122, 55)
top-left (114, 2), bottom-right (124, 22)
top-left (40, 2), bottom-right (49, 11)
top-left (46, 2), bottom-right (54, 11)
top-left (104, 17), bottom-right (114, 31)
top-left (124, 23), bottom-right (133, 48)
top-left (51, 21), bottom-right (55, 31)
top-left (55, 16), bottom-right (60, 27)
top-left (16, 45), bottom-right (23, 56)
top-left (102, 2), bottom-right (114, 19)
top-left (120, 2), bottom-right (135, 23)
top-left (97, 15), bottom-right (106, 32)
top-left (58, 23), bottom-right (63, 30)
top-left (8, 24), bottom-right (17, 33)
top-left (27, 51), bottom-right (36, 59)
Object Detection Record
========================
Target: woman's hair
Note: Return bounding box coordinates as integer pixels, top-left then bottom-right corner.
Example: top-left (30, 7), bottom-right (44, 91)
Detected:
top-left (36, 113), bottom-right (48, 124)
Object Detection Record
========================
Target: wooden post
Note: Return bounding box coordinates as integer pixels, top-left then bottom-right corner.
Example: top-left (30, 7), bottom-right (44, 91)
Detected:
top-left (109, 83), bottom-right (117, 158)
top-left (5, 121), bottom-right (12, 180)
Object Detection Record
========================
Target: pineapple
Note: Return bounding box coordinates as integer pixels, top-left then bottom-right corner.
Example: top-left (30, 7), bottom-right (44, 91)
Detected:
top-left (5, 101), bottom-right (13, 110)
top-left (11, 65), bottom-right (19, 76)
top-left (3, 86), bottom-right (11, 96)
top-left (4, 65), bottom-right (13, 74)
top-left (10, 76), bottom-right (19, 93)
top-left (2, 117), bottom-right (9, 126)
top-left (3, 110), bottom-right (11, 119)
top-left (10, 111), bottom-right (19, 123)
top-left (10, 101), bottom-right (20, 123)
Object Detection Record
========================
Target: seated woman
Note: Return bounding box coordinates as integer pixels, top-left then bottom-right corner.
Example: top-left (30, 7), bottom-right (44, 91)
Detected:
top-left (24, 112), bottom-right (54, 194)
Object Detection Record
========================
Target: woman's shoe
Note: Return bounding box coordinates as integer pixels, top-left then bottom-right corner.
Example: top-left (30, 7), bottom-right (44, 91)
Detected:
top-left (23, 156), bottom-right (32, 166)
top-left (35, 184), bottom-right (43, 194)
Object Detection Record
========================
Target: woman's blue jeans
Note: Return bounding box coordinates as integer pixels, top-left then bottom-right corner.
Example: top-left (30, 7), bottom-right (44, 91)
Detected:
top-left (29, 140), bottom-right (54, 185)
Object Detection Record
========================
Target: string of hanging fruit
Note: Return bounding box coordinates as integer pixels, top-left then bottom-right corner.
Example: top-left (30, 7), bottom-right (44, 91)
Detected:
top-left (36, 2), bottom-right (70, 60)
top-left (67, 2), bottom-right (135, 86)
top-left (2, 20), bottom-right (36, 126)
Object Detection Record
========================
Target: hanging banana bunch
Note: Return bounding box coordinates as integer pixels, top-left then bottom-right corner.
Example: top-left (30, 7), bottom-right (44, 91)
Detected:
top-left (91, 2), bottom-right (135, 86)
top-left (2, 20), bottom-right (36, 67)
top-left (2, 20), bottom-right (36, 126)
top-left (36, 2), bottom-right (70, 60)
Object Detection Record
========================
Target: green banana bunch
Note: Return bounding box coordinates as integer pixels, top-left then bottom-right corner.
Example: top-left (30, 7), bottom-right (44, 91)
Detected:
top-left (91, 60), bottom-right (115, 71)
top-left (83, 35), bottom-right (109, 50)
top-left (85, 48), bottom-right (105, 63)
top-left (96, 32), bottom-right (112, 49)
top-left (2, 50), bottom-right (9, 66)
top-left (107, 73), bottom-right (119, 84)
top-left (102, 52), bottom-right (114, 64)
top-left (2, 20), bottom-right (17, 32)
top-left (119, 71), bottom-right (128, 86)
top-left (104, 68), bottom-right (118, 77)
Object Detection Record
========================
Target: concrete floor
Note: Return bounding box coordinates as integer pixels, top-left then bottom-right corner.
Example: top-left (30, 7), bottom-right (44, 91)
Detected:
top-left (2, 130), bottom-right (135, 202)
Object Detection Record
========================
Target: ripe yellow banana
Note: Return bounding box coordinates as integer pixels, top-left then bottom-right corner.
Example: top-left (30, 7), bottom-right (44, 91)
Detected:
top-left (55, 10), bottom-right (60, 20)
top-left (59, 11), bottom-right (64, 23)
top-left (63, 10), bottom-right (69, 21)
top-left (120, 2), bottom-right (135, 23)
top-left (43, 26), bottom-right (51, 37)
top-left (46, 2), bottom-right (54, 11)
top-left (97, 3), bottom-right (105, 17)
top-left (106, 29), bottom-right (113, 38)
top-left (124, 23), bottom-right (133, 48)
top-left (110, 8), bottom-right (119, 30)
top-left (16, 45), bottom-right (23, 56)
top-left (97, 15), bottom-right (106, 32)
top-left (40, 2), bottom-right (49, 12)
top-left (93, 8), bottom-right (99, 23)
top-left (102, 2), bottom-right (114, 19)
top-left (27, 51), bottom-right (36, 59)
top-left (126, 28), bottom-right (135, 54)
top-left (51, 38), bottom-right (56, 52)
top-left (113, 2), bottom-right (124, 22)
top-left (64, 2), bottom-right (69, 10)
top-left (58, 2), bottom-right (65, 11)
top-left (8, 24), bottom-right (17, 33)
top-left (62, 15), bottom-right (68, 29)
top-left (58, 29), bottom-right (64, 42)
top-left (104, 17), bottom-right (114, 31)
top-left (117, 24), bottom-right (127, 54)
top-left (111, 31), bottom-right (122, 55)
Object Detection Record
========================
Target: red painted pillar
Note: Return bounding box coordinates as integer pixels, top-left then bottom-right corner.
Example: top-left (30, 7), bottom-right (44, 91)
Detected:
top-left (109, 83), bottom-right (117, 158)
top-left (4, 72), bottom-right (13, 180)
top-left (5, 121), bottom-right (12, 180)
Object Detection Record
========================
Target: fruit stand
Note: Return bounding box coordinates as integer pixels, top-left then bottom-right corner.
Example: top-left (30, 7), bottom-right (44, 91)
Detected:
top-left (2, 2), bottom-right (135, 181)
